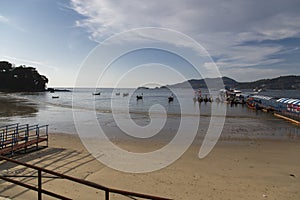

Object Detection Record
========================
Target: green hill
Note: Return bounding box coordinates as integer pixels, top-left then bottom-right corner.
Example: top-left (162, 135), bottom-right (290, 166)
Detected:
top-left (237, 76), bottom-right (300, 90)
top-left (166, 75), bottom-right (300, 90)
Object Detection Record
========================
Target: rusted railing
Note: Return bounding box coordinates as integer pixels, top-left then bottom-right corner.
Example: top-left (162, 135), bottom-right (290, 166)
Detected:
top-left (0, 155), bottom-right (171, 200)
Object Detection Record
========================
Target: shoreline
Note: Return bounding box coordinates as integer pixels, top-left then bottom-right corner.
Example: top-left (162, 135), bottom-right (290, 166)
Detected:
top-left (1, 132), bottom-right (299, 199)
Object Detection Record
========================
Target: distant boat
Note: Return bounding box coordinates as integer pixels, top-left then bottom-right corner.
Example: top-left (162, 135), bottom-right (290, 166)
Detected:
top-left (253, 88), bottom-right (265, 93)
top-left (123, 92), bottom-right (129, 97)
top-left (168, 95), bottom-right (174, 102)
top-left (136, 95), bottom-right (143, 100)
top-left (52, 95), bottom-right (59, 99)
top-left (48, 88), bottom-right (71, 93)
top-left (116, 92), bottom-right (120, 96)
top-left (229, 88), bottom-right (242, 94)
top-left (92, 92), bottom-right (101, 95)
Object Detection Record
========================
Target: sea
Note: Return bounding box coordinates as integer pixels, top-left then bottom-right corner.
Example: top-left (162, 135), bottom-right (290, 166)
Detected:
top-left (0, 88), bottom-right (299, 143)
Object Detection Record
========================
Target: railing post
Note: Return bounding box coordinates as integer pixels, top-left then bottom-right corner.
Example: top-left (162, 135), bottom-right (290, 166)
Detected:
top-left (5, 125), bottom-right (8, 141)
top-left (46, 125), bottom-right (48, 147)
top-left (0, 130), bottom-right (3, 148)
top-left (36, 125), bottom-right (39, 136)
top-left (25, 124), bottom-right (29, 153)
top-left (26, 124), bottom-right (29, 141)
top-left (105, 189), bottom-right (109, 200)
top-left (15, 124), bottom-right (19, 142)
top-left (36, 125), bottom-right (39, 149)
top-left (38, 169), bottom-right (42, 200)
top-left (11, 130), bottom-right (15, 156)
top-left (4, 126), bottom-right (7, 141)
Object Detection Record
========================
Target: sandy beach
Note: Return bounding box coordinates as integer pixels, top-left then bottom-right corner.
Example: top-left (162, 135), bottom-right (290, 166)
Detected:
top-left (0, 132), bottom-right (299, 200)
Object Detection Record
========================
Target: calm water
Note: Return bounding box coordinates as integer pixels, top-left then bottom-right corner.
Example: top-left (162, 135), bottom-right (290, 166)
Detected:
top-left (0, 88), bottom-right (299, 142)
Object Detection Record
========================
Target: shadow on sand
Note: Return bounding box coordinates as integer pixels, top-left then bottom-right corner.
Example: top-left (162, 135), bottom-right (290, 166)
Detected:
top-left (0, 146), bottom-right (101, 199)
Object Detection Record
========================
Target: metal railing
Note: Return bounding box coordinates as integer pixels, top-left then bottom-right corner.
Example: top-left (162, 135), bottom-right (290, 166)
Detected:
top-left (0, 155), bottom-right (171, 200)
top-left (0, 124), bottom-right (48, 155)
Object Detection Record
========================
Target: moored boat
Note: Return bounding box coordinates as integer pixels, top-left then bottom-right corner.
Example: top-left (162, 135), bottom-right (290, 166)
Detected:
top-left (136, 94), bottom-right (143, 100)
top-left (168, 94), bottom-right (174, 102)
top-left (274, 98), bottom-right (300, 123)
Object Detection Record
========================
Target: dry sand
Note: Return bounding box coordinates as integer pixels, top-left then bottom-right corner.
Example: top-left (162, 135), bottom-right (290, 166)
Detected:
top-left (0, 133), bottom-right (299, 200)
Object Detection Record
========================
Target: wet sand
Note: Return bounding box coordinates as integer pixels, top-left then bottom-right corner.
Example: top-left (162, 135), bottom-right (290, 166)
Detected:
top-left (0, 94), bottom-right (38, 118)
top-left (0, 133), bottom-right (299, 200)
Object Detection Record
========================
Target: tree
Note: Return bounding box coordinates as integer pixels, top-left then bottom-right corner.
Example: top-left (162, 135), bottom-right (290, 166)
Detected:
top-left (0, 61), bottom-right (49, 92)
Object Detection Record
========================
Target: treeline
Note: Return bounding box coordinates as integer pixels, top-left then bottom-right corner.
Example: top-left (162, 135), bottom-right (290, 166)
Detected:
top-left (0, 61), bottom-right (48, 92)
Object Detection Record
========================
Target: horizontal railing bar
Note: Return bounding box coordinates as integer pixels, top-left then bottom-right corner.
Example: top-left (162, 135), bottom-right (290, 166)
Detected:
top-left (124, 195), bottom-right (138, 200)
top-left (41, 188), bottom-right (72, 200)
top-left (17, 126), bottom-right (48, 133)
top-left (0, 123), bottom-right (19, 129)
top-left (1, 125), bottom-right (48, 135)
top-left (0, 155), bottom-right (171, 200)
top-left (16, 125), bottom-right (40, 131)
top-left (0, 175), bottom-right (39, 191)
top-left (2, 175), bottom-right (61, 179)
top-left (37, 125), bottom-right (48, 129)
top-left (16, 124), bottom-right (29, 128)
top-left (1, 127), bottom-right (20, 132)
top-left (0, 155), bottom-right (108, 189)
top-left (1, 124), bottom-right (31, 132)
top-left (4, 124), bottom-right (47, 131)
top-left (1, 133), bottom-right (47, 139)
top-left (109, 188), bottom-right (172, 200)
top-left (0, 176), bottom-right (72, 200)
top-left (6, 124), bottom-right (28, 130)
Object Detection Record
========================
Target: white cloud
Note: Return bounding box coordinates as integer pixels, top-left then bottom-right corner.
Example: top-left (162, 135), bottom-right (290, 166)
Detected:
top-left (0, 14), bottom-right (9, 23)
top-left (2, 55), bottom-right (58, 71)
top-left (69, 0), bottom-right (300, 80)
top-left (69, 0), bottom-right (300, 40)
top-left (0, 14), bottom-right (26, 32)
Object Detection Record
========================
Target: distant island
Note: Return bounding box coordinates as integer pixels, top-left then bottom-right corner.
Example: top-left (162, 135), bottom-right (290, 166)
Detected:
top-left (0, 61), bottom-right (48, 92)
top-left (165, 75), bottom-right (300, 90)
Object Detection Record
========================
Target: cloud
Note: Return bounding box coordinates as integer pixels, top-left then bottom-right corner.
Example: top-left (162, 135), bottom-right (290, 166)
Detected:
top-left (69, 0), bottom-right (300, 40)
top-left (0, 14), bottom-right (26, 32)
top-left (0, 14), bottom-right (9, 23)
top-left (2, 55), bottom-right (58, 71)
top-left (69, 0), bottom-right (300, 80)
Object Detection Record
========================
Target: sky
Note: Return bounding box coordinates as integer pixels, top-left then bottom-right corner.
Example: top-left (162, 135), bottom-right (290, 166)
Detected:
top-left (0, 0), bottom-right (299, 88)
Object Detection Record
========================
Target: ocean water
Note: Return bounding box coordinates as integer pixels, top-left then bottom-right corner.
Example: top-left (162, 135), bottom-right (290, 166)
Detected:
top-left (0, 88), bottom-right (299, 143)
